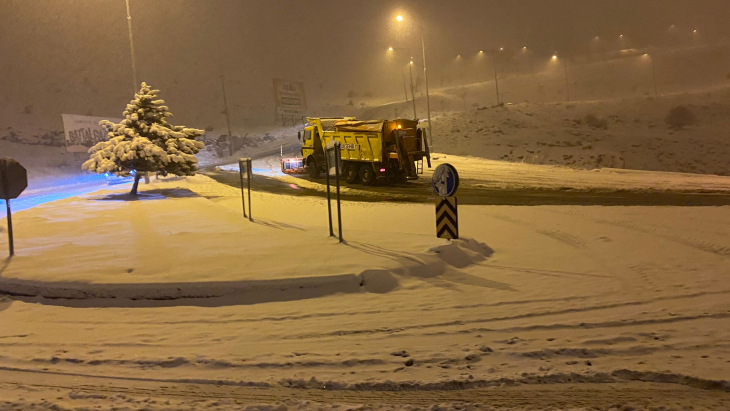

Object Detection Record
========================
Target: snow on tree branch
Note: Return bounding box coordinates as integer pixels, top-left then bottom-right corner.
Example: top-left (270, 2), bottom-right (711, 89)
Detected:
top-left (82, 82), bottom-right (205, 193)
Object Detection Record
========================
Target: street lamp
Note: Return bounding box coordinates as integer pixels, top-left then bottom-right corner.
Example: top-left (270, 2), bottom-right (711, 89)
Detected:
top-left (124, 0), bottom-right (138, 93)
top-left (479, 49), bottom-right (501, 106)
top-left (644, 53), bottom-right (658, 96)
top-left (388, 47), bottom-right (418, 119)
top-left (553, 54), bottom-right (570, 101)
top-left (395, 14), bottom-right (433, 151)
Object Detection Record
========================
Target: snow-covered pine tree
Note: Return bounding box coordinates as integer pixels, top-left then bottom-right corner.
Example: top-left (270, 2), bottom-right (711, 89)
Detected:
top-left (82, 82), bottom-right (205, 195)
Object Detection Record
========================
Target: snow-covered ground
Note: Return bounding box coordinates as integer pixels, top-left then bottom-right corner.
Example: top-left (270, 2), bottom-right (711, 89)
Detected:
top-left (1, 173), bottom-right (729, 410)
top-left (425, 85), bottom-right (730, 176)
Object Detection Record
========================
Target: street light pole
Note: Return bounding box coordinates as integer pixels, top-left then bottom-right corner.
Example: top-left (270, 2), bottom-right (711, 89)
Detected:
top-left (401, 69), bottom-right (409, 104)
top-left (408, 61), bottom-right (417, 119)
top-left (562, 57), bottom-right (570, 102)
top-left (648, 54), bottom-right (658, 96)
top-left (420, 26), bottom-right (433, 151)
top-left (490, 50), bottom-right (500, 105)
top-left (220, 75), bottom-right (234, 156)
top-left (124, 0), bottom-right (138, 94)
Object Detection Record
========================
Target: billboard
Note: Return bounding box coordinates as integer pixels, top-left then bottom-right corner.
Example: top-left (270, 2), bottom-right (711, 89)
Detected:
top-left (273, 78), bottom-right (307, 116)
top-left (61, 114), bottom-right (122, 153)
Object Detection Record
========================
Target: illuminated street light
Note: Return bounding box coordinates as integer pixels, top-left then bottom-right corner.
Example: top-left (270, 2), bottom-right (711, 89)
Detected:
top-left (552, 54), bottom-right (570, 101)
top-left (395, 13), bottom-right (433, 151)
top-left (124, 0), bottom-right (137, 94)
top-left (499, 47), bottom-right (504, 51)
top-left (479, 49), bottom-right (501, 105)
top-left (389, 46), bottom-right (418, 119)
top-left (644, 53), bottom-right (658, 96)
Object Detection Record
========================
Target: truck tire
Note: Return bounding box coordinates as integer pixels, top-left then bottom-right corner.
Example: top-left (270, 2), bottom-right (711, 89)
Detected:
top-left (308, 157), bottom-right (321, 179)
top-left (359, 164), bottom-right (376, 186)
top-left (345, 162), bottom-right (360, 184)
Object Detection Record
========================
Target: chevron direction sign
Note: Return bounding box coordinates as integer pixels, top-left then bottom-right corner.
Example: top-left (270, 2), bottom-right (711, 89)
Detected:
top-left (435, 196), bottom-right (458, 240)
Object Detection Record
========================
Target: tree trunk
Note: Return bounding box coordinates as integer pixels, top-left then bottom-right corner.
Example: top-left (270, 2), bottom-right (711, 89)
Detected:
top-left (130, 173), bottom-right (141, 195)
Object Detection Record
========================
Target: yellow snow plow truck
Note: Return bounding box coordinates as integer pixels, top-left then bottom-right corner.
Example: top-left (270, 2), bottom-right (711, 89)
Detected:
top-left (297, 117), bottom-right (431, 185)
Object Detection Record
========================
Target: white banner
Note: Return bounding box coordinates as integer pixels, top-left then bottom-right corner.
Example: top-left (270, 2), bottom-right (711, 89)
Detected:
top-left (62, 114), bottom-right (122, 153)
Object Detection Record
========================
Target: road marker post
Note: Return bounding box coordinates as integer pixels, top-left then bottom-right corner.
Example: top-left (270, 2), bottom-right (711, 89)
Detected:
top-left (432, 163), bottom-right (460, 240)
top-left (436, 197), bottom-right (459, 239)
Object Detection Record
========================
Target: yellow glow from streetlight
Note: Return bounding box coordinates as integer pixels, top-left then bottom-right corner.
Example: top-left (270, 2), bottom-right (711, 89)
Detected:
top-left (479, 50), bottom-right (484, 53)
top-left (523, 46), bottom-right (527, 50)
top-left (388, 47), bottom-right (393, 51)
top-left (693, 29), bottom-right (697, 33)
top-left (499, 47), bottom-right (504, 51)
top-left (619, 34), bottom-right (623, 38)
top-left (396, 15), bottom-right (403, 22)
top-left (409, 60), bottom-right (413, 65)
top-left (552, 55), bottom-right (558, 60)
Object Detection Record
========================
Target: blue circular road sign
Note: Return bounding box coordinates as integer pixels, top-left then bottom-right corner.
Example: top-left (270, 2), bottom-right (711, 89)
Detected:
top-left (432, 163), bottom-right (459, 197)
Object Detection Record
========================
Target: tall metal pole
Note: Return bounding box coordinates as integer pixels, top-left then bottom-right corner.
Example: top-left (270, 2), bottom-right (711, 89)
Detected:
top-left (325, 154), bottom-right (334, 238)
top-left (220, 75), bottom-right (234, 156)
top-left (238, 159), bottom-right (247, 219)
top-left (420, 26), bottom-right (433, 152)
top-left (124, 0), bottom-right (138, 94)
top-left (408, 61), bottom-right (418, 119)
top-left (246, 160), bottom-right (252, 222)
top-left (563, 58), bottom-right (570, 102)
top-left (334, 144), bottom-right (343, 243)
top-left (401, 69), bottom-right (409, 103)
top-left (649, 55), bottom-right (658, 96)
top-left (5, 200), bottom-right (13, 257)
top-left (490, 50), bottom-right (500, 106)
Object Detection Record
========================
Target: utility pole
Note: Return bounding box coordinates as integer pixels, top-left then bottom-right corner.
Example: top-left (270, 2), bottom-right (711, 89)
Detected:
top-left (124, 0), bottom-right (138, 94)
top-left (220, 75), bottom-right (234, 156)
top-left (408, 61), bottom-right (418, 119)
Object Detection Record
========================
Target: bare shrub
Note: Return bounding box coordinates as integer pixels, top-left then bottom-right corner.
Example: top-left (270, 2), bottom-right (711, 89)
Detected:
top-left (584, 114), bottom-right (608, 130)
top-left (665, 105), bottom-right (697, 130)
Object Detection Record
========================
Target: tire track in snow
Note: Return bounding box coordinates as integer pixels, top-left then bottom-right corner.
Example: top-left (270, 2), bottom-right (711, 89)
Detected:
top-left (540, 208), bottom-right (730, 259)
top-left (278, 290), bottom-right (730, 340)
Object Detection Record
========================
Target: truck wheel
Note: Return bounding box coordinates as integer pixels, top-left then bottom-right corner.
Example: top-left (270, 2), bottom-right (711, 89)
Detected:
top-left (308, 157), bottom-right (321, 179)
top-left (359, 164), bottom-right (376, 186)
top-left (345, 163), bottom-right (360, 184)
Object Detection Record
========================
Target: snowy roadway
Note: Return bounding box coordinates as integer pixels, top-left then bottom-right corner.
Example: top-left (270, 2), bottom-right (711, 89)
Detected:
top-left (210, 152), bottom-right (730, 207)
top-left (0, 173), bottom-right (130, 218)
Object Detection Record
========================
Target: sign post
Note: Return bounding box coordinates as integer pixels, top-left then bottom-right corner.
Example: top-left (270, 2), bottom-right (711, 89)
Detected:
top-left (325, 141), bottom-right (344, 243)
top-left (0, 158), bottom-right (28, 256)
top-left (432, 163), bottom-right (459, 240)
top-left (238, 158), bottom-right (252, 222)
